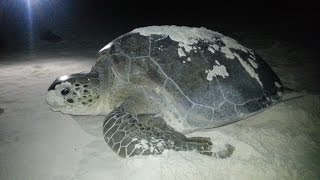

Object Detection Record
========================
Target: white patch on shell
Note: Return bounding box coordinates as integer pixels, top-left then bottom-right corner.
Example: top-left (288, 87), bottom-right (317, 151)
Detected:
top-left (215, 60), bottom-right (220, 65)
top-left (249, 54), bottom-right (256, 60)
top-left (275, 82), bottom-right (282, 88)
top-left (178, 47), bottom-right (186, 57)
top-left (220, 36), bottom-right (248, 54)
top-left (248, 58), bottom-right (258, 69)
top-left (208, 46), bottom-right (215, 53)
top-left (133, 26), bottom-right (220, 47)
top-left (187, 57), bottom-right (191, 61)
top-left (220, 46), bottom-right (235, 59)
top-left (212, 44), bottom-right (219, 51)
top-left (179, 42), bottom-right (193, 53)
top-left (234, 53), bottom-right (263, 87)
top-left (205, 64), bottom-right (229, 81)
top-left (132, 26), bottom-right (250, 60)
top-left (207, 44), bottom-right (220, 54)
top-left (193, 47), bottom-right (197, 53)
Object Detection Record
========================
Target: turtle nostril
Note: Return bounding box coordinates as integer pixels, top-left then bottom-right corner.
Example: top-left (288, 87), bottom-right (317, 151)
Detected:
top-left (67, 98), bottom-right (74, 103)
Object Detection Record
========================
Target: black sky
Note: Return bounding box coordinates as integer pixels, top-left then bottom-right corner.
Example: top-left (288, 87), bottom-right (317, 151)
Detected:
top-left (0, 0), bottom-right (319, 50)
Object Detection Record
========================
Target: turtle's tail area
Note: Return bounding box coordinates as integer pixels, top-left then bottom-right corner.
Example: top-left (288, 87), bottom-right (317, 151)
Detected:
top-left (280, 86), bottom-right (308, 103)
top-left (184, 137), bottom-right (235, 158)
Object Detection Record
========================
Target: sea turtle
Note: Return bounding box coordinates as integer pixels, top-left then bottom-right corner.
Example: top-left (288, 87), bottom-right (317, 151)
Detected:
top-left (46, 26), bottom-right (283, 158)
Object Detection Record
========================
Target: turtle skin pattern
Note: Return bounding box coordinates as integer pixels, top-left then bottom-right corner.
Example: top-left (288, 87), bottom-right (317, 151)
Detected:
top-left (103, 107), bottom-right (234, 158)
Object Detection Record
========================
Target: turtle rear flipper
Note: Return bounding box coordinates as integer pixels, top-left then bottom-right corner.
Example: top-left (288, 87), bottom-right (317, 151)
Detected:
top-left (103, 107), bottom-right (234, 158)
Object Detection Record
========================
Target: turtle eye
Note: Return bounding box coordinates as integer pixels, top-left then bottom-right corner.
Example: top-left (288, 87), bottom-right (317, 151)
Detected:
top-left (61, 88), bottom-right (70, 96)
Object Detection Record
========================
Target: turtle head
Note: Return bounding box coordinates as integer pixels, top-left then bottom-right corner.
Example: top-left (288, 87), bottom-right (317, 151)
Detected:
top-left (46, 71), bottom-right (103, 115)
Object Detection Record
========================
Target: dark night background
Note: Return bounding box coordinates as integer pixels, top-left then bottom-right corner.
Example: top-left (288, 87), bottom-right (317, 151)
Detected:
top-left (0, 0), bottom-right (320, 52)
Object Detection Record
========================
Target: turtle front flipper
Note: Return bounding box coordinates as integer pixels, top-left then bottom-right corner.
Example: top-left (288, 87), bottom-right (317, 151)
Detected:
top-left (103, 108), bottom-right (234, 158)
